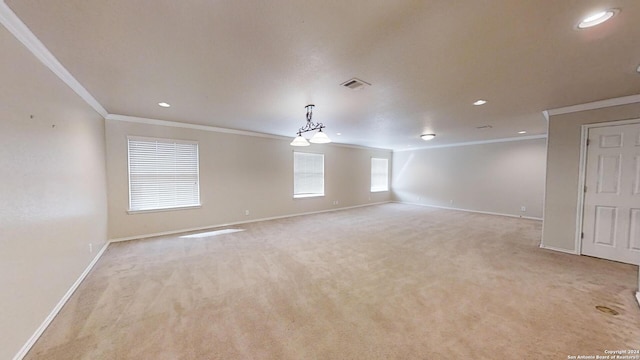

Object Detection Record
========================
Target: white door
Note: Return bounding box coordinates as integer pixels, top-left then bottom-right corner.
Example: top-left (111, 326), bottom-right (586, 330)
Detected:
top-left (582, 122), bottom-right (640, 265)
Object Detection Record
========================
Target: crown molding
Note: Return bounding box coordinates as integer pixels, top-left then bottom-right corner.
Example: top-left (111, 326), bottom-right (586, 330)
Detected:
top-left (106, 114), bottom-right (288, 140)
top-left (546, 94), bottom-right (640, 117)
top-left (106, 114), bottom-right (392, 151)
top-left (0, 1), bottom-right (108, 118)
top-left (393, 134), bottom-right (547, 152)
top-left (542, 110), bottom-right (550, 122)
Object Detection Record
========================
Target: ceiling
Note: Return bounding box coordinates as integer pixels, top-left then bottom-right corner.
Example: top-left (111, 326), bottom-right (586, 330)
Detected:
top-left (4, 0), bottom-right (640, 150)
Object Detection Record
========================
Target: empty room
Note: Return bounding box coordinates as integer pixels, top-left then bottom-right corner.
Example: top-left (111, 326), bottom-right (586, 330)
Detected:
top-left (2, 1), bottom-right (640, 359)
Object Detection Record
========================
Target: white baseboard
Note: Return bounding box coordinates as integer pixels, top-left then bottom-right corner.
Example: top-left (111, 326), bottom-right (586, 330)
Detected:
top-left (636, 292), bottom-right (640, 308)
top-left (398, 201), bottom-right (583, 255)
top-left (15, 202), bottom-right (395, 359)
top-left (9, 202), bottom-right (633, 359)
top-left (395, 201), bottom-right (543, 221)
top-left (13, 241), bottom-right (110, 360)
top-left (538, 243), bottom-right (580, 255)
top-left (110, 201), bottom-right (391, 243)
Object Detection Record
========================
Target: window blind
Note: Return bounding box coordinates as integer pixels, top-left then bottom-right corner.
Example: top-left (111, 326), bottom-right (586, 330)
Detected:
top-left (293, 152), bottom-right (324, 197)
top-left (128, 137), bottom-right (200, 212)
top-left (371, 158), bottom-right (389, 192)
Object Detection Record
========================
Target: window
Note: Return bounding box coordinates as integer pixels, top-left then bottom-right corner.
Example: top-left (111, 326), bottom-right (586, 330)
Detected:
top-left (293, 152), bottom-right (324, 198)
top-left (371, 158), bottom-right (389, 192)
top-left (128, 136), bottom-right (200, 212)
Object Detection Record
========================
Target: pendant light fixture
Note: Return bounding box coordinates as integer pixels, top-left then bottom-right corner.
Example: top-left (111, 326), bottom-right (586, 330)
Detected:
top-left (290, 104), bottom-right (332, 146)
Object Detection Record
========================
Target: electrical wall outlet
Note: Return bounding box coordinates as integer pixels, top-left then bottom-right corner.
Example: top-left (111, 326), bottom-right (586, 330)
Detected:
top-left (89, 243), bottom-right (93, 253)
top-left (245, 210), bottom-right (250, 216)
top-left (520, 206), bottom-right (526, 212)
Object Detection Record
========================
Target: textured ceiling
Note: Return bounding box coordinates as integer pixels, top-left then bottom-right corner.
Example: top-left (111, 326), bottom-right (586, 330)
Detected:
top-left (5, 0), bottom-right (640, 149)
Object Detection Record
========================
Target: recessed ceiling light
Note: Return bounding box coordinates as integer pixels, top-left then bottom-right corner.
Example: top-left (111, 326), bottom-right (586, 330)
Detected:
top-left (578, 9), bottom-right (617, 29)
top-left (473, 100), bottom-right (487, 106)
top-left (158, 102), bottom-right (171, 108)
top-left (336, 132), bottom-right (342, 136)
top-left (421, 134), bottom-right (436, 141)
top-left (518, 130), bottom-right (527, 134)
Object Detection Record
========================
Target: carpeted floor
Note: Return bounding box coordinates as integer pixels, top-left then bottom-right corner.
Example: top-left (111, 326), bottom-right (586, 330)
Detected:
top-left (25, 203), bottom-right (640, 359)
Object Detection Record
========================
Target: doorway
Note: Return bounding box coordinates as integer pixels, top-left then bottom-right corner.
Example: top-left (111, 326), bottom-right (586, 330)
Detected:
top-left (580, 120), bottom-right (640, 265)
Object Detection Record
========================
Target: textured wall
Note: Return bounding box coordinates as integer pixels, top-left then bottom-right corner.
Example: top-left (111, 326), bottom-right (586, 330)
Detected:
top-left (105, 120), bottom-right (392, 240)
top-left (0, 27), bottom-right (108, 359)
top-left (392, 138), bottom-right (547, 219)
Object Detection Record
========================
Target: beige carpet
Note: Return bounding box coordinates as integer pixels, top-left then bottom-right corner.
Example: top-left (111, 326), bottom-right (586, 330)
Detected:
top-left (26, 203), bottom-right (640, 359)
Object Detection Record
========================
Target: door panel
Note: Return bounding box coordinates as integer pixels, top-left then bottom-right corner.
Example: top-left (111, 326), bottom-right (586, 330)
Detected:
top-left (634, 156), bottom-right (640, 194)
top-left (630, 209), bottom-right (640, 251)
top-left (582, 122), bottom-right (640, 265)
top-left (596, 155), bottom-right (621, 194)
top-left (593, 206), bottom-right (616, 246)
top-left (600, 134), bottom-right (622, 148)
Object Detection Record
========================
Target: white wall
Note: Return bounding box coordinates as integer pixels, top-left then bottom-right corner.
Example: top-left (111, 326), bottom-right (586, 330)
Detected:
top-left (0, 27), bottom-right (108, 359)
top-left (106, 120), bottom-right (392, 240)
top-left (392, 138), bottom-right (547, 219)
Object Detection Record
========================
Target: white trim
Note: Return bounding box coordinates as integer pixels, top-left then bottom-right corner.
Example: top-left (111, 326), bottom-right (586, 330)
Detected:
top-left (14, 202), bottom-right (390, 358)
top-left (107, 114), bottom-right (392, 151)
top-left (395, 201), bottom-right (543, 221)
top-left (539, 244), bottom-right (580, 255)
top-left (0, 0), bottom-right (389, 153)
top-left (331, 142), bottom-right (389, 151)
top-left (12, 241), bottom-right (110, 360)
top-left (127, 135), bottom-right (198, 145)
top-left (575, 118), bottom-right (640, 258)
top-left (393, 134), bottom-right (547, 152)
top-left (127, 205), bottom-right (202, 215)
top-left (0, 1), bottom-right (108, 118)
top-left (574, 125), bottom-right (589, 255)
top-left (546, 94), bottom-right (640, 117)
top-left (636, 292), bottom-right (640, 308)
top-left (109, 201), bottom-right (391, 242)
top-left (108, 114), bottom-right (286, 140)
top-left (293, 194), bottom-right (325, 199)
top-left (542, 110), bottom-right (550, 122)
top-left (580, 117), bottom-right (640, 129)
top-left (539, 114), bottom-right (550, 248)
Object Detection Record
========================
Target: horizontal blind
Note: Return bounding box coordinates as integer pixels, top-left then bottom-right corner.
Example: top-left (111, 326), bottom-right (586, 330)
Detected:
top-left (128, 137), bottom-right (200, 211)
top-left (294, 152), bottom-right (324, 197)
top-left (371, 158), bottom-right (389, 192)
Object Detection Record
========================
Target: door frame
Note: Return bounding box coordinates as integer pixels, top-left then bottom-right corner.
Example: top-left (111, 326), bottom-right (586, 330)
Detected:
top-left (575, 118), bottom-right (640, 256)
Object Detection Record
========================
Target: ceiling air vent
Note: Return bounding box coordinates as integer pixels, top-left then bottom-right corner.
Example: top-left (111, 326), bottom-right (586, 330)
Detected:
top-left (476, 125), bottom-right (493, 129)
top-left (341, 78), bottom-right (371, 90)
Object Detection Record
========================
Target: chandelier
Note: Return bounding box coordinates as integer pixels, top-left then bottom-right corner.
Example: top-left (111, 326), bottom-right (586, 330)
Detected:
top-left (290, 104), bottom-right (331, 146)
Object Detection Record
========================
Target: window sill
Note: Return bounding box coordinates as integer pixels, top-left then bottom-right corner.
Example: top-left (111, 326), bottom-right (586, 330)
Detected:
top-left (370, 189), bottom-right (389, 193)
top-left (127, 204), bottom-right (202, 215)
top-left (293, 194), bottom-right (325, 199)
